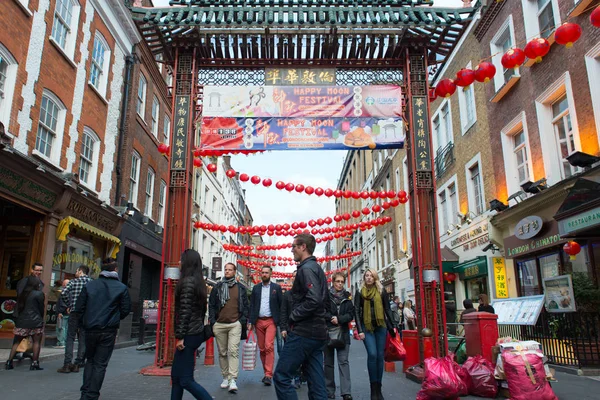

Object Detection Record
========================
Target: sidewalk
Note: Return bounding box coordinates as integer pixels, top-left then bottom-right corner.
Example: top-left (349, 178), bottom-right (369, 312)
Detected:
top-left (1, 342), bottom-right (600, 399)
top-left (0, 340), bottom-right (137, 364)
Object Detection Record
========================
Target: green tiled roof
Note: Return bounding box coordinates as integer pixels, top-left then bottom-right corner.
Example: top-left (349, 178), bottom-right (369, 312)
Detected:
top-left (130, 1), bottom-right (478, 67)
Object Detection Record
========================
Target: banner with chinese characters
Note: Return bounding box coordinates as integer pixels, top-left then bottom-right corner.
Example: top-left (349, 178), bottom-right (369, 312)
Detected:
top-left (265, 68), bottom-right (336, 86)
top-left (411, 96), bottom-right (432, 171)
top-left (493, 257), bottom-right (508, 298)
top-left (171, 95), bottom-right (190, 170)
top-left (201, 116), bottom-right (403, 150)
top-left (200, 85), bottom-right (403, 150)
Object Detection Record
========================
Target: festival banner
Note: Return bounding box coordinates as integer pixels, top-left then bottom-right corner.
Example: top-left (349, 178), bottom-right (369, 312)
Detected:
top-left (201, 116), bottom-right (404, 151)
top-left (200, 85), bottom-right (404, 150)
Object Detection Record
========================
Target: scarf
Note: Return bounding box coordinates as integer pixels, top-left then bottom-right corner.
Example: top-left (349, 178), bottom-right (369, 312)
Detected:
top-left (219, 277), bottom-right (237, 309)
top-left (361, 285), bottom-right (385, 332)
top-left (100, 271), bottom-right (119, 279)
top-left (329, 287), bottom-right (346, 311)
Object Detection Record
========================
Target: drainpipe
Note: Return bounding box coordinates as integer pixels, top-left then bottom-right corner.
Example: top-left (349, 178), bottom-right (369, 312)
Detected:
top-left (114, 48), bottom-right (136, 206)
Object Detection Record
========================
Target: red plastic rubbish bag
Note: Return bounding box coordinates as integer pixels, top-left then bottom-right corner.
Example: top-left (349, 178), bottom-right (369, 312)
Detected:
top-left (503, 351), bottom-right (558, 400)
top-left (417, 355), bottom-right (468, 399)
top-left (384, 329), bottom-right (406, 362)
top-left (453, 361), bottom-right (472, 396)
top-left (462, 355), bottom-right (498, 398)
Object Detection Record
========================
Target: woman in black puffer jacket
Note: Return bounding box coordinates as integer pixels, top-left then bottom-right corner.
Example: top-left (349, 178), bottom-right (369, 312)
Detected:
top-left (171, 249), bottom-right (212, 400)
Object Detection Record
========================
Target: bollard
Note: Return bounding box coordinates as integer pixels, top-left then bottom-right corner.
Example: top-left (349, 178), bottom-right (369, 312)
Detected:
top-left (402, 330), bottom-right (419, 372)
top-left (204, 337), bottom-right (214, 365)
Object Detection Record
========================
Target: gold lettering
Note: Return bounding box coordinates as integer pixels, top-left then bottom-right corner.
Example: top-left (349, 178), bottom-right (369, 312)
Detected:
top-left (178, 97), bottom-right (187, 106)
top-left (284, 69), bottom-right (299, 85)
top-left (301, 70), bottom-right (317, 85)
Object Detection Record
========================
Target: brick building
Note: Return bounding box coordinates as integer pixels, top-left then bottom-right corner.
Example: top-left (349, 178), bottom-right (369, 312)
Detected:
top-left (0, 0), bottom-right (139, 347)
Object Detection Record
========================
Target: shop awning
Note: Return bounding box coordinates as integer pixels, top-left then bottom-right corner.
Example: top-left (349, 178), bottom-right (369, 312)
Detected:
top-left (453, 256), bottom-right (488, 280)
top-left (441, 246), bottom-right (459, 273)
top-left (57, 216), bottom-right (121, 258)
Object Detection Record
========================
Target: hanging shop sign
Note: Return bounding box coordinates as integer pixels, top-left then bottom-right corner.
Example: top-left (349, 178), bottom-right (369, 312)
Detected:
top-left (492, 257), bottom-right (508, 299)
top-left (200, 85), bottom-right (403, 150)
top-left (450, 222), bottom-right (489, 251)
top-left (411, 96), bottom-right (432, 171)
top-left (265, 68), bottom-right (336, 86)
top-left (212, 256), bottom-right (222, 272)
top-left (0, 165), bottom-right (57, 209)
top-left (514, 215), bottom-right (543, 239)
top-left (66, 200), bottom-right (116, 232)
top-left (453, 256), bottom-right (488, 280)
top-left (543, 275), bottom-right (576, 313)
top-left (558, 205), bottom-right (600, 236)
top-left (172, 95), bottom-right (191, 170)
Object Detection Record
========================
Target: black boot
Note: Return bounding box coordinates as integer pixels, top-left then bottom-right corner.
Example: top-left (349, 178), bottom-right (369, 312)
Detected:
top-left (30, 361), bottom-right (43, 370)
top-left (370, 382), bottom-right (378, 400)
top-left (5, 360), bottom-right (13, 370)
top-left (377, 383), bottom-right (384, 400)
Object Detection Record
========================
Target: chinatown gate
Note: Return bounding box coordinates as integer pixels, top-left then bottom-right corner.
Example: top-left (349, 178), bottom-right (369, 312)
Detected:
top-left (130, 0), bottom-right (478, 379)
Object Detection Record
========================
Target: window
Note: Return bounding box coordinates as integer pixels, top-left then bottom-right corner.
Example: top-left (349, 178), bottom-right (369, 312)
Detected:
top-left (166, 73), bottom-right (173, 95)
top-left (466, 277), bottom-right (489, 303)
top-left (437, 176), bottom-right (459, 235)
top-left (395, 167), bottom-right (400, 192)
top-left (458, 62), bottom-right (477, 133)
top-left (398, 224), bottom-right (405, 254)
top-left (129, 152), bottom-right (141, 206)
top-left (194, 172), bottom-right (201, 204)
top-left (163, 114), bottom-right (171, 143)
top-left (432, 100), bottom-right (452, 153)
top-left (521, 0), bottom-right (560, 41)
top-left (35, 92), bottom-right (66, 163)
top-left (145, 168), bottom-right (155, 218)
top-left (469, 163), bottom-right (484, 215)
top-left (536, 0), bottom-right (556, 38)
top-left (517, 259), bottom-right (541, 296)
top-left (388, 230), bottom-right (394, 264)
top-left (155, 54), bottom-right (163, 73)
top-left (439, 191), bottom-right (448, 232)
top-left (158, 180), bottom-right (167, 226)
top-left (449, 183), bottom-right (459, 223)
top-left (378, 240), bottom-right (384, 270)
top-left (0, 45), bottom-right (18, 130)
top-left (586, 43), bottom-right (600, 140)
top-left (151, 96), bottom-right (159, 137)
top-left (490, 16), bottom-right (518, 92)
top-left (51, 0), bottom-right (79, 58)
top-left (90, 33), bottom-right (110, 96)
top-left (137, 75), bottom-right (147, 118)
top-left (513, 130), bottom-right (530, 184)
top-left (501, 112), bottom-right (534, 198)
top-left (78, 128), bottom-right (100, 187)
top-left (552, 95), bottom-right (577, 179)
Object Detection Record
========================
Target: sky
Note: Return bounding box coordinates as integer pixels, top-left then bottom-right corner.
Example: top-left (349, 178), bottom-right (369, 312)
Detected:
top-left (152, 1), bottom-right (465, 7)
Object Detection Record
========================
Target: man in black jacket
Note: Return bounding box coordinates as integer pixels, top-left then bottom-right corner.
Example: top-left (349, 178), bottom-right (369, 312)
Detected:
top-left (76, 258), bottom-right (131, 400)
top-left (248, 265), bottom-right (282, 386)
top-left (273, 233), bottom-right (328, 400)
top-left (208, 263), bottom-right (250, 394)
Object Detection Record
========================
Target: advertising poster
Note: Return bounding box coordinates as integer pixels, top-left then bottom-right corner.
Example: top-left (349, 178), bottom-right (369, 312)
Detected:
top-left (0, 297), bottom-right (17, 334)
top-left (492, 257), bottom-right (509, 298)
top-left (143, 300), bottom-right (159, 325)
top-left (492, 295), bottom-right (545, 325)
top-left (200, 85), bottom-right (404, 150)
top-left (543, 275), bottom-right (576, 313)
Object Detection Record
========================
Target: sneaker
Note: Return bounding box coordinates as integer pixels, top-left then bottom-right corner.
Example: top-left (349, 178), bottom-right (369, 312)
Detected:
top-left (220, 378), bottom-right (229, 389)
top-left (57, 365), bottom-right (71, 373)
top-left (228, 379), bottom-right (238, 393)
top-left (70, 364), bottom-right (80, 373)
top-left (262, 376), bottom-right (272, 386)
top-left (52, 345), bottom-right (65, 349)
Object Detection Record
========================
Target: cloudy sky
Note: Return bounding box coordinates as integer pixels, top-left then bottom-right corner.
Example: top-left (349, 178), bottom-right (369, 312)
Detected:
top-left (148, 0), bottom-right (466, 267)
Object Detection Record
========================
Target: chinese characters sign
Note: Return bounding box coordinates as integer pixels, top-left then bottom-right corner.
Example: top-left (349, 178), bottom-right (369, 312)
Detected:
top-left (171, 95), bottom-right (190, 170)
top-left (200, 85), bottom-right (404, 151)
top-left (411, 96), bottom-right (431, 171)
top-left (514, 215), bottom-right (543, 240)
top-left (493, 257), bottom-right (508, 298)
top-left (265, 68), bottom-right (336, 86)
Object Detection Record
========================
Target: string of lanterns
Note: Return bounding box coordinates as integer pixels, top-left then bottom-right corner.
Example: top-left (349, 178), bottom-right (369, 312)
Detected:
top-left (224, 248), bottom-right (361, 264)
top-left (240, 260), bottom-right (353, 278)
top-left (432, 7), bottom-right (600, 101)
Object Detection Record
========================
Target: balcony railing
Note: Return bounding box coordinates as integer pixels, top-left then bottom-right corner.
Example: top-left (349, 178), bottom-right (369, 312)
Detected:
top-left (434, 142), bottom-right (455, 179)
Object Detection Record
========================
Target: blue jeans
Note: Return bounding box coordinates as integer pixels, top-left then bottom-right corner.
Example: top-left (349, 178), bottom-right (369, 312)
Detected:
top-left (56, 315), bottom-right (69, 346)
top-left (65, 313), bottom-right (85, 366)
top-left (274, 332), bottom-right (327, 400)
top-left (363, 326), bottom-right (386, 383)
top-left (171, 333), bottom-right (212, 400)
top-left (80, 331), bottom-right (117, 400)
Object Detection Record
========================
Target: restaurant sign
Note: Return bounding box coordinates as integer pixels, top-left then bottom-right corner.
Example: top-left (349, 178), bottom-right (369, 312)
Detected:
top-left (558, 205), bottom-right (600, 236)
top-left (504, 220), bottom-right (565, 258)
top-left (514, 215), bottom-right (543, 240)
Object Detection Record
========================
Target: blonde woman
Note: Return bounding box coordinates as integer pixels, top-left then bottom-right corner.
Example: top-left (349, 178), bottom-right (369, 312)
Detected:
top-left (403, 300), bottom-right (416, 330)
top-left (354, 268), bottom-right (395, 400)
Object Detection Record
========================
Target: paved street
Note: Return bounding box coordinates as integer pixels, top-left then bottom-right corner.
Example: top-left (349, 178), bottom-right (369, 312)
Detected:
top-left (1, 342), bottom-right (600, 399)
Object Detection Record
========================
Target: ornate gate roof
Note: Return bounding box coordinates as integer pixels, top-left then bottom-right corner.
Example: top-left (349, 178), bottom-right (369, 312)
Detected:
top-left (130, 0), bottom-right (478, 70)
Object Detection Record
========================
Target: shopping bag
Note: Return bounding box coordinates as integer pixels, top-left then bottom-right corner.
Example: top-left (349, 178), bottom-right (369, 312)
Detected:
top-left (384, 328), bottom-right (406, 362)
top-left (417, 355), bottom-right (468, 400)
top-left (503, 350), bottom-right (558, 400)
top-left (16, 337), bottom-right (33, 353)
top-left (242, 330), bottom-right (258, 371)
top-left (463, 355), bottom-right (498, 398)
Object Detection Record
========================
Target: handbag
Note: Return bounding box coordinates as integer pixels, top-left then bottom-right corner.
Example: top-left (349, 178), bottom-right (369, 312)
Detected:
top-left (384, 328), bottom-right (406, 362)
top-left (242, 330), bottom-right (258, 371)
top-left (16, 337), bottom-right (33, 353)
top-left (327, 325), bottom-right (345, 348)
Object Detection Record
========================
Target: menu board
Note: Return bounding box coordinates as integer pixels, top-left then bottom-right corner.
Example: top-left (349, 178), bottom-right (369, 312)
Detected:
top-left (142, 300), bottom-right (159, 325)
top-left (492, 295), bottom-right (545, 326)
top-left (0, 297), bottom-right (17, 333)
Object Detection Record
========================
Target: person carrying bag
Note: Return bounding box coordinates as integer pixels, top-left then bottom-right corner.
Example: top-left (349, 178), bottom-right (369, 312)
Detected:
top-left (242, 330), bottom-right (258, 371)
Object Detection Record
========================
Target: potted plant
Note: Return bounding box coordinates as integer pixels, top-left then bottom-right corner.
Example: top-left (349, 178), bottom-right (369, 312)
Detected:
top-left (571, 272), bottom-right (600, 368)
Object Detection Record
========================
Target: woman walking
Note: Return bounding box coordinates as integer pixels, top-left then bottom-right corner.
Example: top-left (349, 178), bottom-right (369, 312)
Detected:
top-left (5, 276), bottom-right (45, 370)
top-left (324, 272), bottom-right (354, 400)
top-left (171, 249), bottom-right (212, 400)
top-left (403, 300), bottom-right (416, 330)
top-left (478, 294), bottom-right (495, 314)
top-left (354, 268), bottom-right (396, 400)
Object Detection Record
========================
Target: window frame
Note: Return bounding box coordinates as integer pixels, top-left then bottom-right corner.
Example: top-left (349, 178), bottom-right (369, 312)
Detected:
top-left (585, 42), bottom-right (600, 146)
top-left (137, 74), bottom-right (147, 119)
top-left (145, 168), bottom-right (155, 218)
top-left (465, 154), bottom-right (485, 216)
top-left (521, 0), bottom-right (561, 42)
top-left (158, 180), bottom-right (167, 227)
top-left (500, 112), bottom-right (535, 201)
top-left (437, 174), bottom-right (459, 236)
top-left (128, 151), bottom-right (141, 207)
top-left (78, 128), bottom-right (100, 190)
top-left (151, 95), bottom-right (160, 137)
top-left (458, 62), bottom-right (477, 134)
top-left (89, 32), bottom-right (111, 97)
top-left (163, 114), bottom-right (171, 144)
top-left (432, 99), bottom-right (453, 154)
top-left (489, 15), bottom-right (519, 93)
top-left (34, 90), bottom-right (67, 166)
top-left (0, 45), bottom-right (18, 133)
top-left (50, 0), bottom-right (80, 61)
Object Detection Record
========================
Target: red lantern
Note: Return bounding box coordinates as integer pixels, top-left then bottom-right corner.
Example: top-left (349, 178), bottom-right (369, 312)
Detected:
top-left (592, 5), bottom-right (600, 28)
top-left (207, 163), bottom-right (217, 173)
top-left (435, 78), bottom-right (456, 98)
top-left (563, 241), bottom-right (581, 261)
top-left (334, 190), bottom-right (343, 198)
top-left (362, 207), bottom-right (370, 215)
top-left (315, 187), bottom-right (324, 196)
top-left (305, 186), bottom-right (315, 195)
top-left (454, 68), bottom-right (475, 87)
top-left (444, 272), bottom-right (457, 284)
top-left (276, 181), bottom-right (285, 190)
top-left (226, 169), bottom-right (236, 178)
top-left (250, 175), bottom-right (261, 184)
top-left (325, 189), bottom-right (334, 197)
top-left (555, 23), bottom-right (582, 48)
top-left (474, 62), bottom-right (496, 83)
top-left (239, 173), bottom-right (250, 182)
top-left (295, 184), bottom-right (305, 193)
top-left (262, 178), bottom-right (272, 187)
top-left (343, 190), bottom-right (352, 199)
top-left (193, 148), bottom-right (202, 157)
top-left (158, 143), bottom-right (170, 155)
top-left (193, 158), bottom-right (202, 168)
top-left (399, 196), bottom-right (408, 204)
top-left (351, 191), bottom-right (360, 199)
top-left (351, 210), bottom-right (360, 218)
top-left (372, 204), bottom-right (382, 213)
top-left (524, 38), bottom-right (550, 63)
top-left (193, 221), bottom-right (202, 229)
top-left (397, 190), bottom-right (407, 198)
top-left (285, 183), bottom-right (295, 192)
top-left (501, 48), bottom-right (526, 69)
